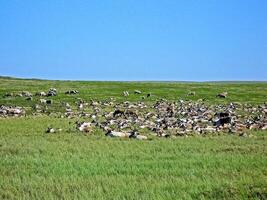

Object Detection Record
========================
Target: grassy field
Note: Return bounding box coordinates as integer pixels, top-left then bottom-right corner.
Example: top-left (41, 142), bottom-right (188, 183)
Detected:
top-left (0, 77), bottom-right (267, 199)
top-left (0, 77), bottom-right (267, 106)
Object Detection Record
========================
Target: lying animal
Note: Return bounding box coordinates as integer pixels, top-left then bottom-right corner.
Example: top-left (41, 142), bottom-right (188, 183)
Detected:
top-left (35, 91), bottom-right (46, 96)
top-left (217, 92), bottom-right (228, 98)
top-left (46, 127), bottom-right (62, 133)
top-left (65, 90), bottom-right (79, 95)
top-left (76, 122), bottom-right (92, 132)
top-left (134, 90), bottom-right (142, 94)
top-left (129, 131), bottom-right (147, 140)
top-left (105, 130), bottom-right (131, 138)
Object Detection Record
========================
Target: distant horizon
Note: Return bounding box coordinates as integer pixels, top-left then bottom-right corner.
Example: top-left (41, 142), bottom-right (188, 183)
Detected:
top-left (1, 75), bottom-right (266, 82)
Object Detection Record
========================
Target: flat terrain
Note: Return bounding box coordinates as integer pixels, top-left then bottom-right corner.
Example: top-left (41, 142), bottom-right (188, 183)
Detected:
top-left (0, 77), bottom-right (267, 106)
top-left (0, 77), bottom-right (266, 199)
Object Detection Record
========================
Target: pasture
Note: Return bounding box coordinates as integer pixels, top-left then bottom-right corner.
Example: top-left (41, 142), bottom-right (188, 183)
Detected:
top-left (0, 77), bottom-right (266, 199)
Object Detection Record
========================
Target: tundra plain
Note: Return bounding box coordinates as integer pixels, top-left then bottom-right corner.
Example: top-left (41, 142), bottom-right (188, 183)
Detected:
top-left (0, 77), bottom-right (266, 199)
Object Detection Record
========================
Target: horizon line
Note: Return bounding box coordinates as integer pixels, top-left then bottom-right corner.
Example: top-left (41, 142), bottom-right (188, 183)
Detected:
top-left (1, 75), bottom-right (267, 83)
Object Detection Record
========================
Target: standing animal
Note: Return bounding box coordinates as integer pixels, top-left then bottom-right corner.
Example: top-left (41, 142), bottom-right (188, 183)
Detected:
top-left (123, 91), bottom-right (129, 96)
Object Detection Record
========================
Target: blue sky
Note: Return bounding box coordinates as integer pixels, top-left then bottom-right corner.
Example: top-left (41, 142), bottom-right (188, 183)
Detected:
top-left (0, 0), bottom-right (266, 81)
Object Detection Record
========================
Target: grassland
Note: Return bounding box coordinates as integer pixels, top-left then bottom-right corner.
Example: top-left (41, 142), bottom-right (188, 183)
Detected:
top-left (0, 77), bottom-right (267, 106)
top-left (0, 77), bottom-right (266, 199)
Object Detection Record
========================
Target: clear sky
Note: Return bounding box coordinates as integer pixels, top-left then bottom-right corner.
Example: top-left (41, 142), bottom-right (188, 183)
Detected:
top-left (0, 0), bottom-right (266, 81)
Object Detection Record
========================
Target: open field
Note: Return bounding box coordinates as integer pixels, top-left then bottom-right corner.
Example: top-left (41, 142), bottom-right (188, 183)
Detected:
top-left (0, 77), bottom-right (267, 199)
top-left (0, 77), bottom-right (267, 106)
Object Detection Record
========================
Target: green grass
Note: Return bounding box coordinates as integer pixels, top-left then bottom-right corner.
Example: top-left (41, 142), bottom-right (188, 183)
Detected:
top-left (0, 77), bottom-right (267, 199)
top-left (0, 78), bottom-right (267, 107)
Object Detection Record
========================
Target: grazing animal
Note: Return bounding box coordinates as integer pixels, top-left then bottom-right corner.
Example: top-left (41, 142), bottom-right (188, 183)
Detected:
top-left (124, 110), bottom-right (138, 118)
top-left (217, 92), bottom-right (228, 98)
top-left (47, 88), bottom-right (57, 96)
top-left (40, 99), bottom-right (47, 104)
top-left (113, 109), bottom-right (125, 117)
top-left (123, 91), bottom-right (129, 96)
top-left (26, 97), bottom-right (33, 101)
top-left (187, 91), bottom-right (196, 96)
top-left (46, 127), bottom-right (55, 133)
top-left (39, 99), bottom-right (52, 104)
top-left (45, 127), bottom-right (62, 133)
top-left (21, 91), bottom-right (32, 97)
top-left (214, 117), bottom-right (231, 126)
top-left (46, 99), bottom-right (52, 104)
top-left (78, 103), bottom-right (84, 110)
top-left (216, 112), bottom-right (230, 118)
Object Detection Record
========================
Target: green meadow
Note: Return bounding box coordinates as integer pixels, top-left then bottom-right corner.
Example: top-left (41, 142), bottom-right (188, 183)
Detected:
top-left (0, 77), bottom-right (266, 199)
